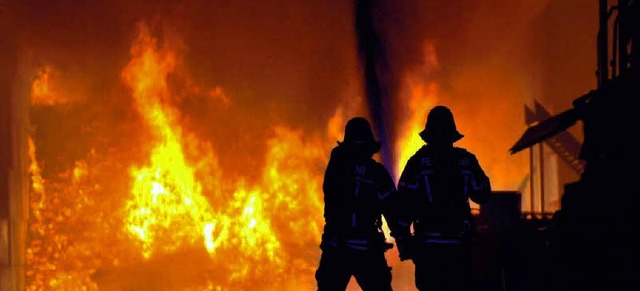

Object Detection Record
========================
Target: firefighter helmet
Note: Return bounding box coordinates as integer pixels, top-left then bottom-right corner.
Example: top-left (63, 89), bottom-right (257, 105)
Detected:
top-left (419, 105), bottom-right (464, 143)
top-left (339, 117), bottom-right (381, 153)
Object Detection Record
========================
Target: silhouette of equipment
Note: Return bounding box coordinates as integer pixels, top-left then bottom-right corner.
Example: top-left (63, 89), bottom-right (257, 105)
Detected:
top-left (509, 1), bottom-right (640, 290)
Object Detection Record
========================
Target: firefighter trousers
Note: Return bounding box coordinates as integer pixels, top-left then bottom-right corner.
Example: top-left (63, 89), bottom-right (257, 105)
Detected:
top-left (315, 246), bottom-right (392, 291)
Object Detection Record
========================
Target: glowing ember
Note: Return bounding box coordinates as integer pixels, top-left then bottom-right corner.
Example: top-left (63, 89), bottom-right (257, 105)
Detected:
top-left (28, 137), bottom-right (45, 199)
top-left (26, 137), bottom-right (102, 290)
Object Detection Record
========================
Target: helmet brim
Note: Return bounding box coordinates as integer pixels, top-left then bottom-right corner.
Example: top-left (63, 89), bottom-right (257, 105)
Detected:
top-left (419, 129), bottom-right (464, 144)
top-left (337, 140), bottom-right (382, 153)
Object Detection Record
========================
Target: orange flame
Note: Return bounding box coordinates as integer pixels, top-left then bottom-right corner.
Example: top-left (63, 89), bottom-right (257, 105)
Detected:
top-left (121, 23), bottom-right (221, 259)
top-left (31, 66), bottom-right (68, 106)
top-left (394, 42), bottom-right (440, 179)
top-left (28, 137), bottom-right (45, 198)
top-left (26, 137), bottom-right (102, 290)
top-left (25, 19), bottom-right (426, 290)
top-left (119, 22), bottom-right (328, 288)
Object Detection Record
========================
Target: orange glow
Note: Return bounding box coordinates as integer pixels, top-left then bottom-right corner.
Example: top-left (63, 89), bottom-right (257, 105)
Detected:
top-left (24, 21), bottom-right (326, 289)
top-left (327, 107), bottom-right (347, 143)
top-left (26, 136), bottom-right (101, 290)
top-left (28, 137), bottom-right (45, 197)
top-left (394, 82), bottom-right (438, 178)
top-left (394, 42), bottom-right (440, 179)
top-left (121, 23), bottom-right (219, 259)
top-left (23, 15), bottom-right (531, 291)
top-left (30, 66), bottom-right (68, 106)
top-left (119, 22), bottom-right (327, 288)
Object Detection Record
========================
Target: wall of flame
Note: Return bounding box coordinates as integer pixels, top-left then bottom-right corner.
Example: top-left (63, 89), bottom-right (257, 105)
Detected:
top-left (6, 0), bottom-right (599, 290)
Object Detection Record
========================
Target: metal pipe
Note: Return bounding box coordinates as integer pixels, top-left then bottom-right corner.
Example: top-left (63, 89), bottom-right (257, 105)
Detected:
top-left (529, 147), bottom-right (535, 215)
top-left (539, 144), bottom-right (545, 216)
top-left (618, 0), bottom-right (630, 74)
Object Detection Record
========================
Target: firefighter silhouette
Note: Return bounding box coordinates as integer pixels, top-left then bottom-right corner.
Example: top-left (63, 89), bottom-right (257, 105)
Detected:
top-left (395, 105), bottom-right (492, 291)
top-left (315, 117), bottom-right (402, 291)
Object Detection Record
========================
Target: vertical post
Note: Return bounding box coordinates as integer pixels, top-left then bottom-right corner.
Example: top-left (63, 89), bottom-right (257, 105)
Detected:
top-left (617, 0), bottom-right (629, 74)
top-left (529, 147), bottom-right (535, 217)
top-left (0, 7), bottom-right (16, 289)
top-left (597, 0), bottom-right (609, 88)
top-left (539, 144), bottom-right (545, 217)
top-left (0, 3), bottom-right (30, 289)
top-left (630, 1), bottom-right (640, 70)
